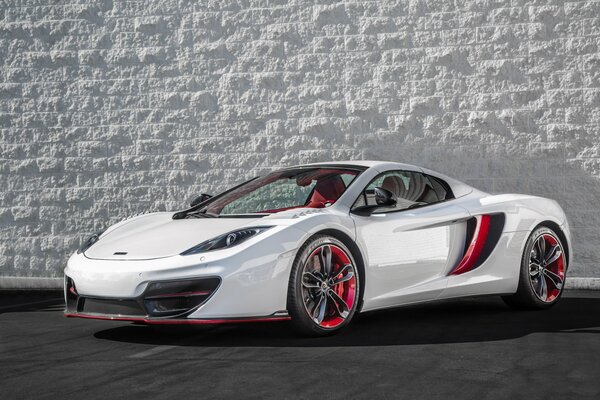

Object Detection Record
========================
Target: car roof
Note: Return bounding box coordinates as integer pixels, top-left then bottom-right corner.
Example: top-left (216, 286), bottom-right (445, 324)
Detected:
top-left (286, 160), bottom-right (478, 198)
top-left (295, 160), bottom-right (420, 170)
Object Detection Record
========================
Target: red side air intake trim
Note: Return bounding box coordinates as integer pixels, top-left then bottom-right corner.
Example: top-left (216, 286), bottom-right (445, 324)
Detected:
top-left (450, 214), bottom-right (491, 275)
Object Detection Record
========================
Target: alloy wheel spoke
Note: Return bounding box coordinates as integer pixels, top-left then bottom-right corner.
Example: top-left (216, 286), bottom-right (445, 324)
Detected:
top-left (311, 293), bottom-right (323, 320)
top-left (536, 236), bottom-right (546, 260)
top-left (312, 293), bottom-right (328, 324)
top-left (332, 264), bottom-right (354, 285)
top-left (535, 275), bottom-right (548, 300)
top-left (327, 289), bottom-right (350, 319)
top-left (544, 245), bottom-right (562, 266)
top-left (332, 271), bottom-right (354, 286)
top-left (303, 271), bottom-right (323, 285)
top-left (319, 245), bottom-right (333, 277)
top-left (543, 268), bottom-right (564, 290)
top-left (302, 281), bottom-right (321, 289)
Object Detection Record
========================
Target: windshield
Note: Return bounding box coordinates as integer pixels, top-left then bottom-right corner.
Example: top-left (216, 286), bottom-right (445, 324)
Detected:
top-left (201, 168), bottom-right (361, 216)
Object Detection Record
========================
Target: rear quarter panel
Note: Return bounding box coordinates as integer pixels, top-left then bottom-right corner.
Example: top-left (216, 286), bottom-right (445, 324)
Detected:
top-left (441, 193), bottom-right (571, 299)
top-left (455, 193), bottom-right (567, 233)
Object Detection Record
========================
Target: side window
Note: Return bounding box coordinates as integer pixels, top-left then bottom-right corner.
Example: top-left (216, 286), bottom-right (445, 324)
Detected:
top-left (428, 175), bottom-right (454, 202)
top-left (352, 170), bottom-right (452, 213)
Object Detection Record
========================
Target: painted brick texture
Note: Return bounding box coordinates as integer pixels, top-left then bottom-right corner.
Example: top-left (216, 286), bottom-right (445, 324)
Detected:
top-left (1, 0), bottom-right (599, 279)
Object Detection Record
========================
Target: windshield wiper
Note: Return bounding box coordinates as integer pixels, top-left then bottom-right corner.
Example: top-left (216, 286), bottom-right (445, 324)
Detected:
top-left (186, 209), bottom-right (218, 218)
top-left (173, 208), bottom-right (218, 219)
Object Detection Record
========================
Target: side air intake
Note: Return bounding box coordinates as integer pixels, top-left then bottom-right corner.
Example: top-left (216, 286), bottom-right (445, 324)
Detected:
top-left (450, 213), bottom-right (505, 275)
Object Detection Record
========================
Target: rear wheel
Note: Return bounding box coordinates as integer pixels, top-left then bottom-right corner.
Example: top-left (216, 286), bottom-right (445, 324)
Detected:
top-left (502, 227), bottom-right (567, 309)
top-left (287, 235), bottom-right (360, 336)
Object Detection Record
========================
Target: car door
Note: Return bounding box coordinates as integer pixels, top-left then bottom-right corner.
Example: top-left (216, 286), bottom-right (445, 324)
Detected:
top-left (351, 170), bottom-right (471, 311)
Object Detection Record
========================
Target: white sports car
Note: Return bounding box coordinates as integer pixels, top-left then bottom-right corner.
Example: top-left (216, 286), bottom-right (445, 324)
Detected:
top-left (65, 161), bottom-right (571, 336)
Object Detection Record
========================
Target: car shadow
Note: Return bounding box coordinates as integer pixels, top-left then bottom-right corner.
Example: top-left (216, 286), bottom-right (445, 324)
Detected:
top-left (93, 294), bottom-right (600, 347)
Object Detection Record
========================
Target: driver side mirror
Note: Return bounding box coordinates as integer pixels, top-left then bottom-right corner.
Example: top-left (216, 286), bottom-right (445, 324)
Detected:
top-left (352, 187), bottom-right (396, 216)
top-left (374, 187), bottom-right (396, 206)
top-left (190, 193), bottom-right (212, 208)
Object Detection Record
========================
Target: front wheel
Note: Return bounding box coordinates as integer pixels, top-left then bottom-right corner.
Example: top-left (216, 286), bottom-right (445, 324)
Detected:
top-left (502, 227), bottom-right (567, 309)
top-left (287, 235), bottom-right (360, 336)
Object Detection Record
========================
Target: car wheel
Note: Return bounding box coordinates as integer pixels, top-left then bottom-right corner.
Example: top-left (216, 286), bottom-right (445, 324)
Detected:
top-left (502, 227), bottom-right (567, 310)
top-left (287, 235), bottom-right (360, 336)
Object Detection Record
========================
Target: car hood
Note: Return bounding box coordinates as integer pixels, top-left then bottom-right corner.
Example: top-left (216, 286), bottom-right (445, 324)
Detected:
top-left (84, 212), bottom-right (265, 260)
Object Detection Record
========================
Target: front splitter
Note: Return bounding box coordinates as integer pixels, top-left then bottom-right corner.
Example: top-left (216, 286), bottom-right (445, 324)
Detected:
top-left (64, 312), bottom-right (291, 325)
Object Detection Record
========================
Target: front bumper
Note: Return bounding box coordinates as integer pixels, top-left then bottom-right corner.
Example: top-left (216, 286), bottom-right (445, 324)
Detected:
top-left (65, 275), bottom-right (219, 317)
top-left (64, 275), bottom-right (291, 324)
top-left (63, 228), bottom-right (301, 320)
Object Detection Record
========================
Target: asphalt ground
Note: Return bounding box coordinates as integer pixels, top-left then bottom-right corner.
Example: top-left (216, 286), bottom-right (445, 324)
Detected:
top-left (1, 290), bottom-right (599, 399)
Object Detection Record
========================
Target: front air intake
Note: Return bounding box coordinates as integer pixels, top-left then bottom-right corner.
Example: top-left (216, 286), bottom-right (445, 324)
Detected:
top-left (64, 276), bottom-right (221, 319)
top-left (143, 277), bottom-right (221, 317)
top-left (65, 276), bottom-right (78, 312)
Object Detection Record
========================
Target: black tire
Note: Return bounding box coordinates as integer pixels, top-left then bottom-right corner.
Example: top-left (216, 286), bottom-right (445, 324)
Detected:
top-left (502, 226), bottom-right (567, 310)
top-left (287, 235), bottom-right (361, 336)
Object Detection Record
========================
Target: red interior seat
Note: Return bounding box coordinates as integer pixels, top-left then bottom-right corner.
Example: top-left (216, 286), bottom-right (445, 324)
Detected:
top-left (306, 176), bottom-right (346, 208)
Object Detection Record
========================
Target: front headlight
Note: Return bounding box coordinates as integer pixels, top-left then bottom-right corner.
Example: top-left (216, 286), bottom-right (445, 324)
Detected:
top-left (181, 226), bottom-right (273, 255)
top-left (77, 230), bottom-right (105, 254)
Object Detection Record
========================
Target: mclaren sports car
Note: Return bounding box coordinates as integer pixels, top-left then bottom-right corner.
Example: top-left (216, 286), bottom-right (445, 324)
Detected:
top-left (65, 161), bottom-right (571, 336)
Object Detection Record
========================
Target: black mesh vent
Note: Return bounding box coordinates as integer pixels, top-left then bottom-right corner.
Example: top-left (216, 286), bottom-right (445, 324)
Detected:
top-left (80, 297), bottom-right (145, 316)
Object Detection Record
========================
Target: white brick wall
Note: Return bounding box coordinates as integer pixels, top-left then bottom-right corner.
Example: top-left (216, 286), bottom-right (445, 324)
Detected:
top-left (1, 0), bottom-right (599, 281)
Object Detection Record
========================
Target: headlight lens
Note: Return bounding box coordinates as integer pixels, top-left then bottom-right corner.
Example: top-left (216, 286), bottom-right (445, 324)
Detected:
top-left (77, 230), bottom-right (105, 254)
top-left (181, 226), bottom-right (273, 255)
